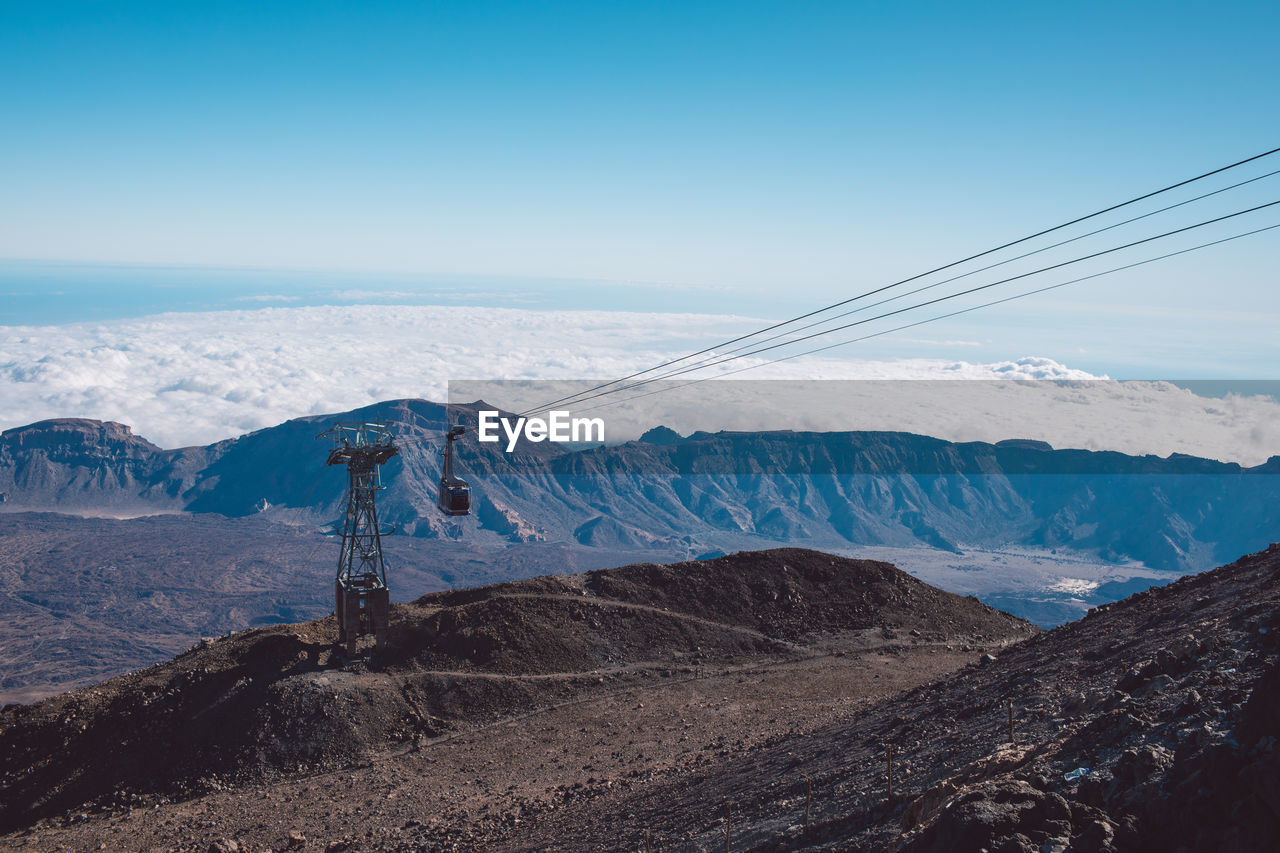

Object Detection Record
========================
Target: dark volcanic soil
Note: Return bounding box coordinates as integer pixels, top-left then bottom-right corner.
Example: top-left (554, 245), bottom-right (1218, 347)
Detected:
top-left (0, 511), bottom-right (683, 704)
top-left (0, 548), bottom-right (1035, 847)
top-left (517, 544), bottom-right (1280, 852)
top-left (10, 543), bottom-right (1276, 853)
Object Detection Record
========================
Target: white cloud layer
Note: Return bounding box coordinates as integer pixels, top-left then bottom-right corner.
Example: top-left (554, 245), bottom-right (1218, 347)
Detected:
top-left (0, 305), bottom-right (753, 447)
top-left (2, 304), bottom-right (1278, 465)
top-left (457, 373), bottom-right (1280, 466)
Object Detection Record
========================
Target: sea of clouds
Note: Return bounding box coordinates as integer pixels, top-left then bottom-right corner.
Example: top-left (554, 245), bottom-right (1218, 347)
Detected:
top-left (456, 374), bottom-right (1280, 466)
top-left (2, 303), bottom-right (1278, 464)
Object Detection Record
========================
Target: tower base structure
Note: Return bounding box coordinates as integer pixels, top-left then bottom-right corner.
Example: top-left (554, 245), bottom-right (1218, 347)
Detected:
top-left (319, 420), bottom-right (399, 658)
top-left (335, 578), bottom-right (389, 657)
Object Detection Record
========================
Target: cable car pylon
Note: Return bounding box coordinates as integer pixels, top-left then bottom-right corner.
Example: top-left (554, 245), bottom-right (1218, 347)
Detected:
top-left (317, 418), bottom-right (471, 656)
top-left (318, 421), bottom-right (398, 656)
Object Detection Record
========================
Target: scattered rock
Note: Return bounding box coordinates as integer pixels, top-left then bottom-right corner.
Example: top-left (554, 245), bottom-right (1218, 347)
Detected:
top-left (1114, 744), bottom-right (1173, 783)
top-left (1134, 673), bottom-right (1175, 698)
top-left (1075, 817), bottom-right (1115, 851)
top-left (1062, 691), bottom-right (1088, 713)
top-left (1116, 659), bottom-right (1161, 693)
top-left (994, 834), bottom-right (1036, 853)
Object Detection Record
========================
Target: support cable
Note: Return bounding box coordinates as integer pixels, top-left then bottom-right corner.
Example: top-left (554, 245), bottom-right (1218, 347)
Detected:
top-left (630, 168), bottom-right (1280, 380)
top-left (515, 146), bottom-right (1280, 418)
top-left (522, 199), bottom-right (1280, 413)
top-left (564, 220), bottom-right (1280, 416)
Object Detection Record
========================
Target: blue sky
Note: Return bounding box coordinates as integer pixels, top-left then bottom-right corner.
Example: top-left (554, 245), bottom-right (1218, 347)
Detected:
top-left (1, 0), bottom-right (1278, 381)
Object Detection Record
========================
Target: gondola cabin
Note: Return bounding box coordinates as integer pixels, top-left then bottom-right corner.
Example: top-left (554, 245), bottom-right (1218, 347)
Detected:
top-left (437, 425), bottom-right (471, 515)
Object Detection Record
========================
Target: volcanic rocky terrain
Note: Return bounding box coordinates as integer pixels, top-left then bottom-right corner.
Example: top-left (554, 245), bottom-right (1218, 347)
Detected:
top-left (0, 511), bottom-right (666, 704)
top-left (2, 549), bottom-right (1035, 849)
top-left (2, 543), bottom-right (1279, 851)
top-left (2, 543), bottom-right (1278, 851)
top-left (519, 544), bottom-right (1280, 852)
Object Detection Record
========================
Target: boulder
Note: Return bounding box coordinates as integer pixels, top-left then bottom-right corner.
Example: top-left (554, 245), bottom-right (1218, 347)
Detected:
top-left (1113, 744), bottom-right (1173, 783)
top-left (902, 780), bottom-right (1072, 853)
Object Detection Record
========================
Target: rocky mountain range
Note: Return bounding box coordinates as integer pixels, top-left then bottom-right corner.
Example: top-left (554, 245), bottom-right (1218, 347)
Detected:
top-left (4, 398), bottom-right (1278, 704)
top-left (3, 398), bottom-right (1279, 575)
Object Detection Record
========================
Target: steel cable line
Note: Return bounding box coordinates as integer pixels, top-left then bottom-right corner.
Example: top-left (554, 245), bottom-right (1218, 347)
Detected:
top-left (579, 167), bottom-right (1280, 389)
top-left (650, 167), bottom-right (1280, 371)
top-left (514, 145), bottom-right (1280, 418)
top-left (564, 220), bottom-right (1280, 417)
top-left (524, 199), bottom-right (1280, 411)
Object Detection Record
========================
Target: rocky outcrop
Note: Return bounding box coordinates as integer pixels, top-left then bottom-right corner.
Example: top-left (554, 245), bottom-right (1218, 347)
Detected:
top-left (0, 419), bottom-right (186, 510)
top-left (476, 495), bottom-right (545, 542)
top-left (891, 547), bottom-right (1280, 853)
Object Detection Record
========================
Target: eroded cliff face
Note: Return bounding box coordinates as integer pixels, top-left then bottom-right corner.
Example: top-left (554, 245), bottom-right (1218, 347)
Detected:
top-left (0, 418), bottom-right (183, 510)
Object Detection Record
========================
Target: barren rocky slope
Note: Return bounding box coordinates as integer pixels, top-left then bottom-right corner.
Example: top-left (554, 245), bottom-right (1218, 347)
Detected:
top-left (0, 548), bottom-right (1035, 840)
top-left (5, 545), bottom-right (1277, 852)
top-left (515, 543), bottom-right (1280, 852)
top-left (0, 511), bottom-right (669, 704)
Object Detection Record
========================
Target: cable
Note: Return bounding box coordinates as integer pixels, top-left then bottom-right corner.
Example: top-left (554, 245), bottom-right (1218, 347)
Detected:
top-left (565, 220), bottom-right (1280, 416)
top-left (515, 145), bottom-right (1280, 417)
top-left (524, 198), bottom-right (1280, 412)
top-left (593, 166), bottom-right (1280, 387)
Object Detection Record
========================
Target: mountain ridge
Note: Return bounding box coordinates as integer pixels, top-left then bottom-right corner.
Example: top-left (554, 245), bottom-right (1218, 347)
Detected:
top-left (3, 400), bottom-right (1279, 574)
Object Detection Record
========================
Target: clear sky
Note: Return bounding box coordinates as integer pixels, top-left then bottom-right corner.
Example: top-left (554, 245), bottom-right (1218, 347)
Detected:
top-left (1, 1), bottom-right (1278, 397)
top-left (2, 1), bottom-right (1276, 281)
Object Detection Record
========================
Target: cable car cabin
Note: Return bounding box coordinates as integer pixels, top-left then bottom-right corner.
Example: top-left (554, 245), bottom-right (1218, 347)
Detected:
top-left (438, 476), bottom-right (471, 515)
top-left (437, 424), bottom-right (471, 516)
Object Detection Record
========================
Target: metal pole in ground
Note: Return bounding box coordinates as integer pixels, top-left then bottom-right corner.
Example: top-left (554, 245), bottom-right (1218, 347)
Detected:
top-left (1007, 697), bottom-right (1015, 743)
top-left (804, 777), bottom-right (812, 833)
top-left (724, 801), bottom-right (732, 852)
top-left (644, 828), bottom-right (651, 853)
top-left (886, 745), bottom-right (894, 800)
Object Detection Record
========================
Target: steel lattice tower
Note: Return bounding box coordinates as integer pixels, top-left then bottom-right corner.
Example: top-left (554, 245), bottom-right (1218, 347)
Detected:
top-left (318, 421), bottom-right (398, 655)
